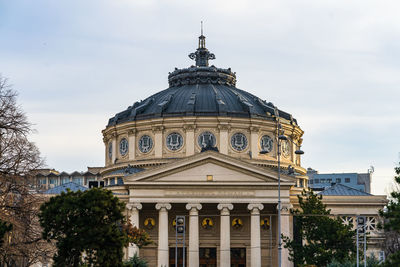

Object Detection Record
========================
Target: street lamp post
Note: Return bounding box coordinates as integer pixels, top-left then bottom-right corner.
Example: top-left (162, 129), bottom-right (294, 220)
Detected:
top-left (260, 114), bottom-right (304, 267)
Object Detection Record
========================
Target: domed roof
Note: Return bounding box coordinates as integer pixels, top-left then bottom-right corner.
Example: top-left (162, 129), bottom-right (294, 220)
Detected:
top-left (107, 35), bottom-right (297, 127)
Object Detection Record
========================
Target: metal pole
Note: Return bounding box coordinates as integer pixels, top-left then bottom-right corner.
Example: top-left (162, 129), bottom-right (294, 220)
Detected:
top-left (183, 216), bottom-right (186, 267)
top-left (277, 123), bottom-right (282, 267)
top-left (356, 216), bottom-right (359, 267)
top-left (270, 215), bottom-right (273, 267)
top-left (175, 218), bottom-right (178, 267)
top-left (364, 219), bottom-right (366, 267)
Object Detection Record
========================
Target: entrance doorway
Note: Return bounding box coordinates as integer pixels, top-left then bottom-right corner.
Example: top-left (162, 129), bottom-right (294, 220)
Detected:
top-left (231, 248), bottom-right (246, 267)
top-left (199, 247), bottom-right (217, 267)
top-left (169, 247), bottom-right (187, 267)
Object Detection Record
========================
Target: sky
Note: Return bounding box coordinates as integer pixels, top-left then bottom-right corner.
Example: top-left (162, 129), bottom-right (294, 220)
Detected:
top-left (0, 0), bottom-right (399, 195)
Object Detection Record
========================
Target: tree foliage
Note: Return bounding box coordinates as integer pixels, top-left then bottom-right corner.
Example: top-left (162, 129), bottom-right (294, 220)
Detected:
top-left (123, 223), bottom-right (153, 249)
top-left (0, 75), bottom-right (53, 266)
top-left (379, 163), bottom-right (400, 266)
top-left (282, 190), bottom-right (356, 267)
top-left (327, 256), bottom-right (380, 267)
top-left (40, 188), bottom-right (135, 267)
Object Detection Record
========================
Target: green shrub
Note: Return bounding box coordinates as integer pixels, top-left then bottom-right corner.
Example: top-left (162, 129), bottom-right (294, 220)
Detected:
top-left (124, 253), bottom-right (148, 267)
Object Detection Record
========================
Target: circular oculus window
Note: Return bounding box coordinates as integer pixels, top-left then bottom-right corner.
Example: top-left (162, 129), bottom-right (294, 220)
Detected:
top-left (119, 138), bottom-right (128, 156)
top-left (260, 135), bottom-right (274, 153)
top-left (198, 131), bottom-right (216, 148)
top-left (230, 133), bottom-right (248, 151)
top-left (166, 132), bottom-right (183, 151)
top-left (138, 135), bottom-right (153, 153)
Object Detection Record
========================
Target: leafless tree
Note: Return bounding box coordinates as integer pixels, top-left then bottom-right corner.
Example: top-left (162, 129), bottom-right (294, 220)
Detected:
top-left (0, 75), bottom-right (54, 266)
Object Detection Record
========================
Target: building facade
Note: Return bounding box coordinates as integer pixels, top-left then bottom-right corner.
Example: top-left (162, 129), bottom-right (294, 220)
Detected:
top-left (307, 167), bottom-right (372, 193)
top-left (101, 34), bottom-right (386, 266)
top-left (35, 167), bottom-right (102, 190)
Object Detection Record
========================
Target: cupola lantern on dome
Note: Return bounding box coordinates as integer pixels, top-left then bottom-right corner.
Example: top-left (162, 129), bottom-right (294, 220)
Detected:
top-left (188, 22), bottom-right (215, 67)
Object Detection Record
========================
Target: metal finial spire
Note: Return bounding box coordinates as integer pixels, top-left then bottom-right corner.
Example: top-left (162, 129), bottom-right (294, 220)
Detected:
top-left (188, 22), bottom-right (215, 67)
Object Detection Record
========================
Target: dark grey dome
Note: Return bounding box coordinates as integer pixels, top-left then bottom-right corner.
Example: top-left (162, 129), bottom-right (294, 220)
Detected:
top-left (107, 35), bottom-right (297, 127)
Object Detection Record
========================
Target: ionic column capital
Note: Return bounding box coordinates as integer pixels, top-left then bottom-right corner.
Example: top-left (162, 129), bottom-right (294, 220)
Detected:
top-left (247, 203), bottom-right (264, 214)
top-left (155, 203), bottom-right (172, 211)
top-left (217, 203), bottom-right (233, 213)
top-left (126, 202), bottom-right (142, 211)
top-left (280, 203), bottom-right (293, 214)
top-left (186, 203), bottom-right (202, 212)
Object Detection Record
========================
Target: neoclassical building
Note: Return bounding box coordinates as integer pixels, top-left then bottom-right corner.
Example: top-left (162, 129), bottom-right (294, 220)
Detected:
top-left (101, 34), bottom-right (386, 267)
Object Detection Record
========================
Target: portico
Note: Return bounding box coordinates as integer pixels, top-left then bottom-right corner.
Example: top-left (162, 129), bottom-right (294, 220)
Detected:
top-left (121, 151), bottom-right (296, 267)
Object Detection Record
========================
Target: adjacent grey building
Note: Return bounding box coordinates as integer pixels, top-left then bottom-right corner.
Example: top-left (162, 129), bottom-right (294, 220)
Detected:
top-left (307, 167), bottom-right (372, 193)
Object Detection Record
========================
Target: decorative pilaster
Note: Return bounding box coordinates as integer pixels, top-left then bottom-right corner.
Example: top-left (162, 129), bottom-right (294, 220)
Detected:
top-left (111, 132), bottom-right (117, 163)
top-left (247, 203), bottom-right (264, 267)
top-left (217, 203), bottom-right (233, 267)
top-left (183, 124), bottom-right (196, 156)
top-left (128, 129), bottom-right (136, 160)
top-left (186, 203), bottom-right (202, 267)
top-left (103, 136), bottom-right (109, 166)
top-left (152, 126), bottom-right (164, 158)
top-left (250, 126), bottom-right (260, 159)
top-left (218, 125), bottom-right (230, 155)
top-left (126, 203), bottom-right (143, 258)
top-left (155, 203), bottom-right (172, 267)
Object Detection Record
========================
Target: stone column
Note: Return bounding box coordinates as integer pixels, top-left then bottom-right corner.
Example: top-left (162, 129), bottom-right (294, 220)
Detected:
top-left (186, 203), bottom-right (202, 267)
top-left (247, 203), bottom-right (264, 267)
top-left (217, 203), bottom-right (233, 267)
top-left (281, 203), bottom-right (293, 267)
top-left (155, 203), bottom-right (172, 267)
top-left (127, 202), bottom-right (143, 258)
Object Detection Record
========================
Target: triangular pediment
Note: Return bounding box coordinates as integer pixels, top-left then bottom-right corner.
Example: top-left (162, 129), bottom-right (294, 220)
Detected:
top-left (124, 151), bottom-right (295, 185)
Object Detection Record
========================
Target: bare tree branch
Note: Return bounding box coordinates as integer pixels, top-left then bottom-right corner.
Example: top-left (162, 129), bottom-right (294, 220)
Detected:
top-left (0, 75), bottom-right (54, 266)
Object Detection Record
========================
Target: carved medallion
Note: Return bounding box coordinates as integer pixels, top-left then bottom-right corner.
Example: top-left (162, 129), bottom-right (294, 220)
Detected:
top-left (201, 218), bottom-right (214, 229)
top-left (119, 138), bottom-right (128, 156)
top-left (230, 133), bottom-right (248, 151)
top-left (261, 217), bottom-right (270, 230)
top-left (144, 218), bottom-right (155, 230)
top-left (138, 135), bottom-right (153, 153)
top-left (232, 218), bottom-right (243, 229)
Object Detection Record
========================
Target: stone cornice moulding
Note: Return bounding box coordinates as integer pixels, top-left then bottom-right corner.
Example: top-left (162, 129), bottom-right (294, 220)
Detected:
top-left (152, 125), bottom-right (165, 133)
top-left (128, 129), bottom-right (137, 135)
top-left (183, 124), bottom-right (196, 131)
top-left (217, 124), bottom-right (231, 131)
top-left (249, 126), bottom-right (260, 133)
top-left (123, 151), bottom-right (297, 184)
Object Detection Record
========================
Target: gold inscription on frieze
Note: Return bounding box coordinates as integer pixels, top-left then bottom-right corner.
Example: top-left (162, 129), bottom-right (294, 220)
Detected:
top-left (164, 191), bottom-right (255, 198)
